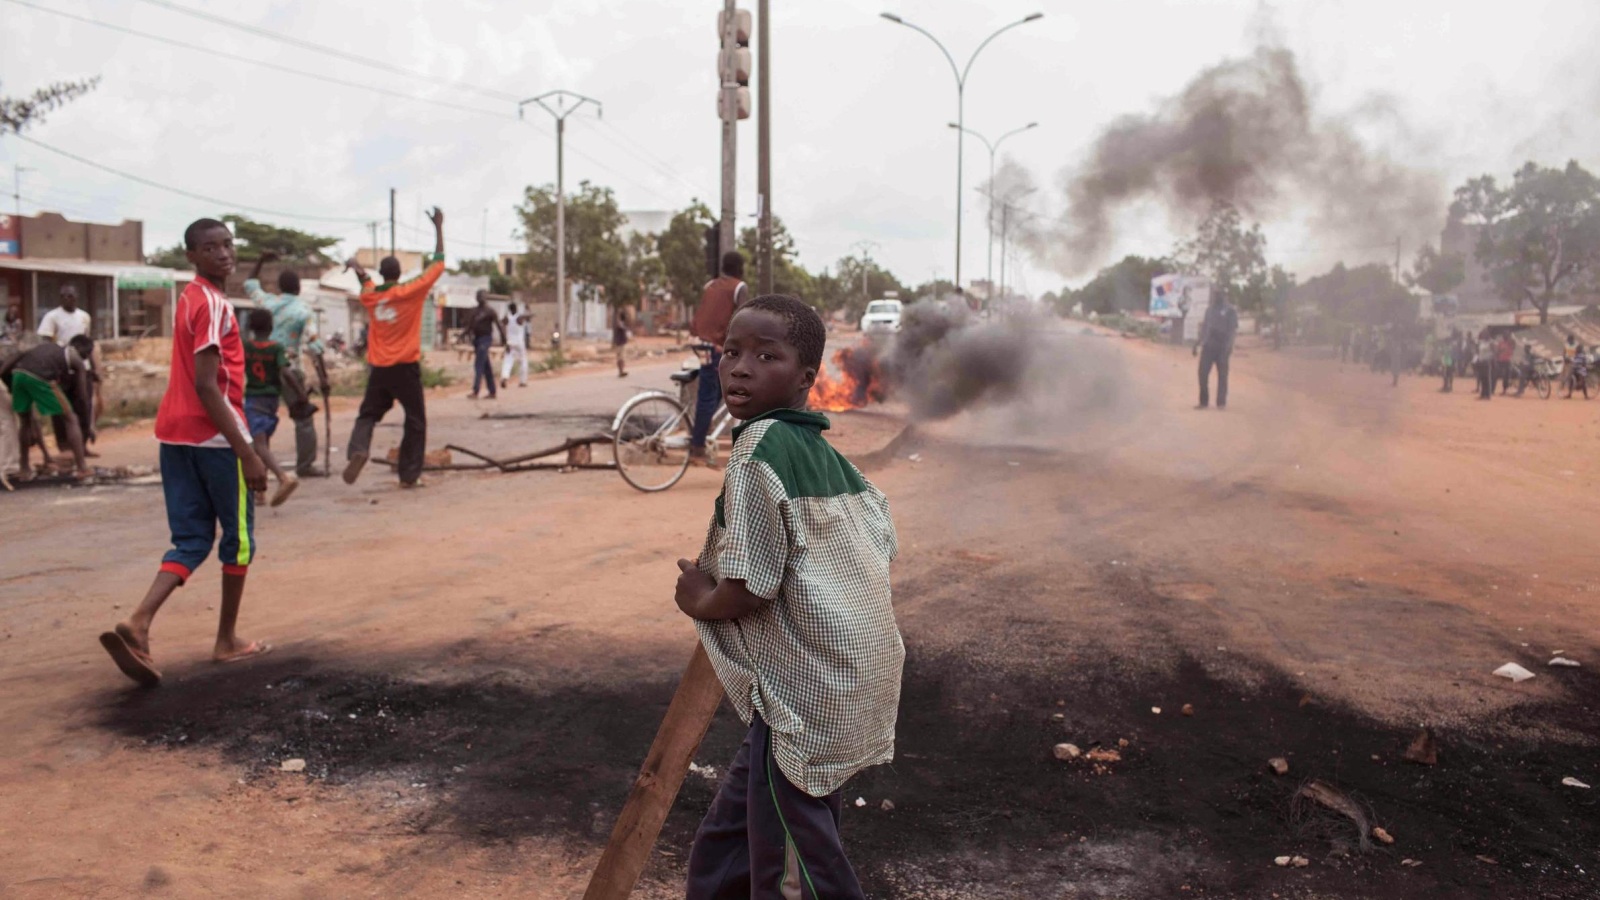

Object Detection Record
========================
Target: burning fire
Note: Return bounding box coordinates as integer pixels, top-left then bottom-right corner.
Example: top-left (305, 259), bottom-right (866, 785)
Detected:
top-left (810, 346), bottom-right (887, 412)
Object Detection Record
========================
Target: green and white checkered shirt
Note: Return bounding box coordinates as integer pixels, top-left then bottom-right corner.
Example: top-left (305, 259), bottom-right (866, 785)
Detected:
top-left (695, 408), bottom-right (904, 798)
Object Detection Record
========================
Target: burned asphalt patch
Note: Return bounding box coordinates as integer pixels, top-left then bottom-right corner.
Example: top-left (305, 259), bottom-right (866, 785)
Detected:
top-left (90, 644), bottom-right (1599, 898)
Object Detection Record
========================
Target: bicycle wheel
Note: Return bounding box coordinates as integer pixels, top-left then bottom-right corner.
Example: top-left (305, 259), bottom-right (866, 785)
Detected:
top-left (1536, 373), bottom-right (1552, 399)
top-left (614, 394), bottom-right (693, 492)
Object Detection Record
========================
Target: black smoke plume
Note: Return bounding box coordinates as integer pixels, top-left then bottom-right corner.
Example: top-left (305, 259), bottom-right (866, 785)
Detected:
top-left (877, 300), bottom-right (1039, 420)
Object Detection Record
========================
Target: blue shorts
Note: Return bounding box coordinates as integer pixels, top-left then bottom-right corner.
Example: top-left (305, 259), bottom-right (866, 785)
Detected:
top-left (245, 394), bottom-right (280, 438)
top-left (158, 444), bottom-right (256, 582)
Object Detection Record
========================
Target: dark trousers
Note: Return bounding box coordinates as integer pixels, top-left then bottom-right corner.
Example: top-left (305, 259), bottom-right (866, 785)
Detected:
top-left (1475, 361), bottom-right (1493, 399)
top-left (1441, 365), bottom-right (1454, 392)
top-left (284, 366), bottom-right (318, 475)
top-left (686, 715), bottom-right (865, 900)
top-left (691, 349), bottom-right (722, 450)
top-left (1197, 344), bottom-right (1230, 408)
top-left (472, 334), bottom-right (496, 397)
top-left (347, 362), bottom-right (426, 484)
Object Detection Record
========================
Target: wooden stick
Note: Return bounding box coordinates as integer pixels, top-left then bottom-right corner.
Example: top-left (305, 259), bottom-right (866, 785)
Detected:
top-left (583, 643), bottom-right (724, 900)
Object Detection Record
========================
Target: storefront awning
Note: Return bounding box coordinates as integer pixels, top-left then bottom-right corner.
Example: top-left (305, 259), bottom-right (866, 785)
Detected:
top-left (0, 257), bottom-right (191, 288)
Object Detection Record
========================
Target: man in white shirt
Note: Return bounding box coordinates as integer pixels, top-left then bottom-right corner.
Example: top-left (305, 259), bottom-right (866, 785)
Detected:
top-left (36, 284), bottom-right (98, 453)
top-left (37, 285), bottom-right (92, 344)
top-left (500, 301), bottom-right (531, 388)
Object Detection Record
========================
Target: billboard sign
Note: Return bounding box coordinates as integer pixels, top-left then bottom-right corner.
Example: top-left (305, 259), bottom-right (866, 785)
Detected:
top-left (1150, 274), bottom-right (1208, 319)
top-left (0, 215), bottom-right (17, 258)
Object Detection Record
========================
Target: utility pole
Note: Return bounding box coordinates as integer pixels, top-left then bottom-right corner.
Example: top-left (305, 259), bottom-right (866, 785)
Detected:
top-left (851, 240), bottom-right (879, 307)
top-left (482, 208), bottom-right (489, 260)
top-left (1394, 236), bottom-right (1402, 284)
top-left (388, 188), bottom-right (396, 257)
top-left (368, 221), bottom-right (379, 266)
top-left (756, 0), bottom-right (773, 295)
top-left (520, 90), bottom-right (602, 346)
top-left (12, 165), bottom-right (31, 219)
top-left (720, 0), bottom-right (740, 263)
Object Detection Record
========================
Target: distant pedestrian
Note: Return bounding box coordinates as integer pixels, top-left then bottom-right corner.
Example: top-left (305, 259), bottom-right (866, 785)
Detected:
top-left (500, 301), bottom-right (530, 388)
top-left (1566, 344), bottom-right (1590, 399)
top-left (37, 284), bottom-right (99, 454)
top-left (244, 250), bottom-right (326, 477)
top-left (3, 301), bottom-right (23, 344)
top-left (1194, 290), bottom-right (1239, 410)
top-left (466, 290), bottom-right (505, 400)
top-left (1438, 335), bottom-right (1455, 393)
top-left (1495, 333), bottom-right (1515, 394)
top-left (342, 207), bottom-right (446, 487)
top-left (1338, 327), bottom-right (1351, 364)
top-left (612, 302), bottom-right (633, 378)
top-left (1475, 330), bottom-right (1495, 400)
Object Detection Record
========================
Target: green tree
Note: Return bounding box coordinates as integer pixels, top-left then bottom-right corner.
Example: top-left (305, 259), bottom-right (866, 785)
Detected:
top-left (515, 180), bottom-right (632, 305)
top-left (1291, 262), bottom-right (1411, 326)
top-left (831, 254), bottom-right (907, 319)
top-left (452, 258), bottom-right (515, 295)
top-left (739, 217), bottom-right (814, 302)
top-left (145, 214), bottom-right (339, 270)
top-left (1451, 161), bottom-right (1600, 324)
top-left (1404, 243), bottom-right (1465, 296)
top-left (1173, 201), bottom-right (1268, 313)
top-left (657, 201), bottom-right (717, 309)
top-left (1061, 255), bottom-right (1175, 316)
top-left (1, 77), bottom-right (99, 135)
top-left (911, 278), bottom-right (957, 303)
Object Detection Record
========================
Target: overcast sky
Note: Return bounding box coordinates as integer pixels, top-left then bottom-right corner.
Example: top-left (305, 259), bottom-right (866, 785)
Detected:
top-left (3, 0), bottom-right (1597, 296)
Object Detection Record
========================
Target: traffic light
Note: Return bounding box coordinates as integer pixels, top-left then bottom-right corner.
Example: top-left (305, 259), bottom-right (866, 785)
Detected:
top-left (717, 8), bottom-right (752, 121)
top-left (704, 224), bottom-right (721, 279)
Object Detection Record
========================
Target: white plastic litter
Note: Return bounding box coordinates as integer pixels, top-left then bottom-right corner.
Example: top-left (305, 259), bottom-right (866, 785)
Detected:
top-left (1561, 777), bottom-right (1590, 789)
top-left (1549, 657), bottom-right (1581, 668)
top-left (854, 797), bottom-right (867, 807)
top-left (1492, 662), bottom-right (1535, 682)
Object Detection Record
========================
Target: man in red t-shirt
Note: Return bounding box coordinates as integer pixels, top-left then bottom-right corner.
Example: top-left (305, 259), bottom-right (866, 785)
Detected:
top-left (98, 218), bottom-right (272, 688)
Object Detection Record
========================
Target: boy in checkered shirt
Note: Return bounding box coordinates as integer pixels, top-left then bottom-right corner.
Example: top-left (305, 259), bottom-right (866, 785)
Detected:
top-left (674, 294), bottom-right (903, 899)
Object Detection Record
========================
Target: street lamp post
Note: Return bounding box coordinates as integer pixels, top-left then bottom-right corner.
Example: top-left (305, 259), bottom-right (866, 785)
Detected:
top-left (949, 121), bottom-right (1037, 307)
top-left (880, 11), bottom-right (1042, 295)
top-left (519, 90), bottom-right (602, 347)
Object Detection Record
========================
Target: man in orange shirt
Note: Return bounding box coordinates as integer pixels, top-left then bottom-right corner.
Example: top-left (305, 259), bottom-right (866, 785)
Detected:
top-left (343, 207), bottom-right (445, 487)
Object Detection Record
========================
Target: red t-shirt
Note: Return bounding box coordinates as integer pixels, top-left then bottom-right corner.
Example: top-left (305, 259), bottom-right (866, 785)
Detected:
top-left (155, 278), bottom-right (248, 448)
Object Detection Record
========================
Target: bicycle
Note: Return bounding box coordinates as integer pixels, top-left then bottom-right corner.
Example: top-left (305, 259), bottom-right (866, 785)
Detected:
top-left (610, 344), bottom-right (731, 492)
top-left (1513, 356), bottom-right (1558, 399)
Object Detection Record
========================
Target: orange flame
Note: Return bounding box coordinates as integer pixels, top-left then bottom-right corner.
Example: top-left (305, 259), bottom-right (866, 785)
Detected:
top-left (810, 347), bottom-right (887, 412)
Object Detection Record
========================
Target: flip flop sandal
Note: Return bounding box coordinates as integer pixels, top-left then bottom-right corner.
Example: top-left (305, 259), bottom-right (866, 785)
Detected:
top-left (214, 641), bottom-right (273, 664)
top-left (99, 631), bottom-right (161, 688)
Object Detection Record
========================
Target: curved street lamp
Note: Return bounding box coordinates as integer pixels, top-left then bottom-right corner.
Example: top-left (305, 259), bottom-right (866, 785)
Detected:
top-left (881, 11), bottom-right (1043, 295)
top-left (951, 121), bottom-right (1038, 304)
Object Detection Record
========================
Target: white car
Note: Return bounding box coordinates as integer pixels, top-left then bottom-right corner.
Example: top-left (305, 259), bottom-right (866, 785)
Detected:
top-left (861, 299), bottom-right (903, 336)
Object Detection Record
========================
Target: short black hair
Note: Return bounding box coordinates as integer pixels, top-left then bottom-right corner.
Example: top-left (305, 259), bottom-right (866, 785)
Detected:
top-left (721, 251), bottom-right (745, 278)
top-left (184, 217), bottom-right (229, 250)
top-left (379, 256), bottom-right (402, 281)
top-left (68, 334), bottom-right (94, 356)
top-left (247, 307), bottom-right (274, 335)
top-left (507, 301), bottom-right (517, 313)
top-left (277, 269), bottom-right (301, 295)
top-left (739, 294), bottom-right (825, 370)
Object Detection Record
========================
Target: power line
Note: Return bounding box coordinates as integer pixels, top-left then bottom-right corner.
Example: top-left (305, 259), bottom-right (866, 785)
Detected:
top-left (13, 134), bottom-right (373, 224)
top-left (2, 0), bottom-right (520, 124)
top-left (131, 0), bottom-right (522, 103)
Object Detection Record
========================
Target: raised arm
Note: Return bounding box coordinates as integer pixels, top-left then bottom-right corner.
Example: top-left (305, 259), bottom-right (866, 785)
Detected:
top-left (246, 249), bottom-right (278, 285)
top-left (428, 206), bottom-right (444, 256)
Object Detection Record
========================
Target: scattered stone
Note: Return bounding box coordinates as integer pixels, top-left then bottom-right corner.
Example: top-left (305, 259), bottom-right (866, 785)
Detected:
top-left (1549, 657), bottom-right (1581, 668)
top-left (1268, 757), bottom-right (1290, 776)
top-left (879, 799), bottom-right (895, 812)
top-left (1085, 748), bottom-right (1121, 763)
top-left (1273, 856), bottom-right (1292, 867)
top-left (1297, 694), bottom-right (1313, 708)
top-left (1181, 703), bottom-right (1194, 716)
top-left (687, 762), bottom-right (719, 782)
top-left (1117, 738), bottom-right (1130, 749)
top-left (1403, 729), bottom-right (1438, 766)
top-left (1561, 777), bottom-right (1591, 789)
top-left (1053, 743), bottom-right (1082, 761)
top-left (854, 797), bottom-right (866, 808)
top-left (1291, 856), bottom-right (1309, 868)
top-left (1051, 712), bottom-right (1065, 720)
top-left (280, 758), bottom-right (306, 773)
top-left (1151, 706), bottom-right (1162, 715)
top-left (1475, 855), bottom-right (1498, 865)
top-left (1492, 662), bottom-right (1535, 682)
top-left (1400, 859), bottom-right (1423, 867)
top-left (1372, 827), bottom-right (1395, 845)
top-left (907, 453), bottom-right (923, 463)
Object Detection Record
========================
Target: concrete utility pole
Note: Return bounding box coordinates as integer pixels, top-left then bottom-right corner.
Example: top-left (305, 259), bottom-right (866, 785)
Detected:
top-left (388, 188), bottom-right (396, 257)
top-left (851, 240), bottom-right (880, 306)
top-left (368, 221), bottom-right (379, 266)
top-left (880, 12), bottom-right (1043, 293)
top-left (756, 0), bottom-right (773, 296)
top-left (720, 0), bottom-right (739, 263)
top-left (520, 90), bottom-right (602, 346)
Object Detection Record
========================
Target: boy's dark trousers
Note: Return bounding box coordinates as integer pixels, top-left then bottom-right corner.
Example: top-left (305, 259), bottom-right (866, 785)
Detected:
top-left (690, 348), bottom-right (722, 451)
top-left (1197, 342), bottom-right (1230, 408)
top-left (686, 714), bottom-right (865, 900)
top-left (347, 362), bottom-right (426, 484)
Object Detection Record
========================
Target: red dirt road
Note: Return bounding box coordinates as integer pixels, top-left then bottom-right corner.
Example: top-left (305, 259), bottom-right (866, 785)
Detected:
top-left (1, 326), bottom-right (1596, 898)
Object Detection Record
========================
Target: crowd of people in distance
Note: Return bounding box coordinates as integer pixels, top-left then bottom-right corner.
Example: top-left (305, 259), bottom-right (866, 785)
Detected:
top-left (1340, 324), bottom-right (1596, 401)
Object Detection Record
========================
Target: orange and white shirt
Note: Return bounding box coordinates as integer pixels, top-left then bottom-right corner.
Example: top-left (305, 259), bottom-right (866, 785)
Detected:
top-left (154, 278), bottom-right (247, 447)
top-left (359, 254), bottom-right (445, 367)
